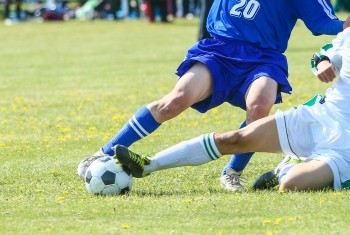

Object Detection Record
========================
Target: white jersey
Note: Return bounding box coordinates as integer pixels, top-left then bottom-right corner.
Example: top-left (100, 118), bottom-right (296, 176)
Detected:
top-left (275, 28), bottom-right (350, 190)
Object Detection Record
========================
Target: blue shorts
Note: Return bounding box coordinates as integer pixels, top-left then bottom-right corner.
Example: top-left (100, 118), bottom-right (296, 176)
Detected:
top-left (176, 37), bottom-right (292, 113)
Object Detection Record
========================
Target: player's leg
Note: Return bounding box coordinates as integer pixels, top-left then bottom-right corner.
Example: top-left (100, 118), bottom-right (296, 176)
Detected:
top-left (253, 94), bottom-right (326, 190)
top-left (147, 62), bottom-right (212, 123)
top-left (77, 62), bottom-right (213, 178)
top-left (115, 114), bottom-right (282, 177)
top-left (198, 0), bottom-right (213, 40)
top-left (101, 62), bottom-right (212, 154)
top-left (15, 0), bottom-right (22, 20)
top-left (4, 0), bottom-right (10, 20)
top-left (114, 132), bottom-right (222, 177)
top-left (279, 159), bottom-right (333, 191)
top-left (214, 115), bottom-right (281, 154)
top-left (221, 76), bottom-right (278, 191)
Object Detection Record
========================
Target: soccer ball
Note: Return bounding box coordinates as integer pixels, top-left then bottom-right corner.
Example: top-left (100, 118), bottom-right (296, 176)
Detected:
top-left (84, 156), bottom-right (133, 195)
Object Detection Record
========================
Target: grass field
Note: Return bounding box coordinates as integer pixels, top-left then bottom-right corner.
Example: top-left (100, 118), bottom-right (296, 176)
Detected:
top-left (1, 17), bottom-right (350, 235)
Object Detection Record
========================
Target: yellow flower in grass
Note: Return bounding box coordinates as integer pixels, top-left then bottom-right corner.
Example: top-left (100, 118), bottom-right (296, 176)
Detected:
top-left (15, 96), bottom-right (25, 103)
top-left (122, 224), bottom-right (130, 229)
top-left (112, 114), bottom-right (123, 121)
top-left (263, 219), bottom-right (271, 224)
top-left (287, 217), bottom-right (296, 222)
top-left (319, 199), bottom-right (326, 205)
top-left (59, 127), bottom-right (71, 133)
top-left (266, 231), bottom-right (273, 235)
top-left (274, 218), bottom-right (282, 225)
top-left (57, 196), bottom-right (64, 200)
top-left (211, 108), bottom-right (219, 114)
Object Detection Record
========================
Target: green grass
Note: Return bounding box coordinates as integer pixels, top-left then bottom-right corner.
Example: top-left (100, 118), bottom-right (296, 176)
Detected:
top-left (1, 17), bottom-right (350, 235)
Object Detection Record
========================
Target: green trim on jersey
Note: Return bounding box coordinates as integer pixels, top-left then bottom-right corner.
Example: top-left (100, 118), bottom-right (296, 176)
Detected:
top-left (320, 43), bottom-right (333, 53)
top-left (311, 43), bottom-right (333, 75)
top-left (202, 133), bottom-right (220, 160)
top-left (294, 94), bottom-right (325, 109)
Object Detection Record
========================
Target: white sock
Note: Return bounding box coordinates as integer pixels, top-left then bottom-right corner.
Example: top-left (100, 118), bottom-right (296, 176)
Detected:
top-left (144, 133), bottom-right (222, 174)
top-left (278, 163), bottom-right (296, 184)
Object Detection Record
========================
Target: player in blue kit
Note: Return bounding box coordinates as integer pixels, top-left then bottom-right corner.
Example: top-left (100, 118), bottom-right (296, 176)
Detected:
top-left (114, 28), bottom-right (350, 192)
top-left (77, 0), bottom-right (350, 191)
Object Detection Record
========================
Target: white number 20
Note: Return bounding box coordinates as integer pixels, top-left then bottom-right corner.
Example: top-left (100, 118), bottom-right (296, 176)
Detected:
top-left (230, 0), bottom-right (260, 20)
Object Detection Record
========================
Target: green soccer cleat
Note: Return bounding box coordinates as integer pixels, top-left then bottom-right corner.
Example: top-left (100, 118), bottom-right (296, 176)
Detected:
top-left (113, 145), bottom-right (150, 178)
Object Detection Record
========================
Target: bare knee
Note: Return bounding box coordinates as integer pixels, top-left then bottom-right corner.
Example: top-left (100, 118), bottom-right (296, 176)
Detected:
top-left (245, 78), bottom-right (277, 124)
top-left (278, 161), bottom-right (334, 192)
top-left (214, 131), bottom-right (248, 155)
top-left (279, 177), bottom-right (300, 191)
top-left (246, 100), bottom-right (273, 124)
top-left (148, 94), bottom-right (191, 123)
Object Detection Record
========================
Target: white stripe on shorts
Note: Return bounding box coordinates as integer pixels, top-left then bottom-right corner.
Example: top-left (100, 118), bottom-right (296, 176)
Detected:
top-left (275, 110), bottom-right (298, 158)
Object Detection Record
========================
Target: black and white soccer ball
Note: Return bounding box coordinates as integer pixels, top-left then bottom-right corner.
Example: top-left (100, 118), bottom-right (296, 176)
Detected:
top-left (84, 156), bottom-right (133, 195)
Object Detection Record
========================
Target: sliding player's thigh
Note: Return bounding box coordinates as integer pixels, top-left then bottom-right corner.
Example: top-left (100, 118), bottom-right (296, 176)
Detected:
top-left (280, 159), bottom-right (333, 191)
top-left (239, 115), bottom-right (282, 153)
top-left (214, 115), bottom-right (281, 154)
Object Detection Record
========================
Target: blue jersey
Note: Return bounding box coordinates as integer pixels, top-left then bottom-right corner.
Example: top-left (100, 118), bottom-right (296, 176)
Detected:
top-left (207, 0), bottom-right (343, 52)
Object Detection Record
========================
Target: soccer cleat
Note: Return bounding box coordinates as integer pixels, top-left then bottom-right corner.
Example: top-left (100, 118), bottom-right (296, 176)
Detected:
top-left (253, 155), bottom-right (302, 190)
top-left (220, 168), bottom-right (246, 191)
top-left (77, 148), bottom-right (108, 180)
top-left (113, 145), bottom-right (150, 178)
top-left (252, 170), bottom-right (278, 190)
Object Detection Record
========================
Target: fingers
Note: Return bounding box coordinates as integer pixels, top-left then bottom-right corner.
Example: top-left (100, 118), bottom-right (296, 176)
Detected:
top-left (317, 66), bottom-right (336, 83)
top-left (316, 60), bottom-right (337, 83)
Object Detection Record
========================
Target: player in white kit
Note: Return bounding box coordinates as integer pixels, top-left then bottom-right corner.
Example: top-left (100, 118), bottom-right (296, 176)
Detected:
top-left (114, 28), bottom-right (350, 191)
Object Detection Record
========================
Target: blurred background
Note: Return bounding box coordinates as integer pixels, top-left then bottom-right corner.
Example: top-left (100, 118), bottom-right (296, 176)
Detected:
top-left (1, 0), bottom-right (206, 24)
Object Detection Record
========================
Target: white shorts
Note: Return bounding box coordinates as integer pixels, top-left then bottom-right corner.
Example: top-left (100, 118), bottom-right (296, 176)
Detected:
top-left (275, 109), bottom-right (350, 190)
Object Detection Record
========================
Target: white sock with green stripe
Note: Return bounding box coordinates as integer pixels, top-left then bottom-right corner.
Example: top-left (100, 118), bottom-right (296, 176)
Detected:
top-left (144, 133), bottom-right (222, 174)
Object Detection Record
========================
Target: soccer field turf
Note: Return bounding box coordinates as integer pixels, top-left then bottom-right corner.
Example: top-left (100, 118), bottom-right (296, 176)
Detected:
top-left (1, 18), bottom-right (350, 235)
